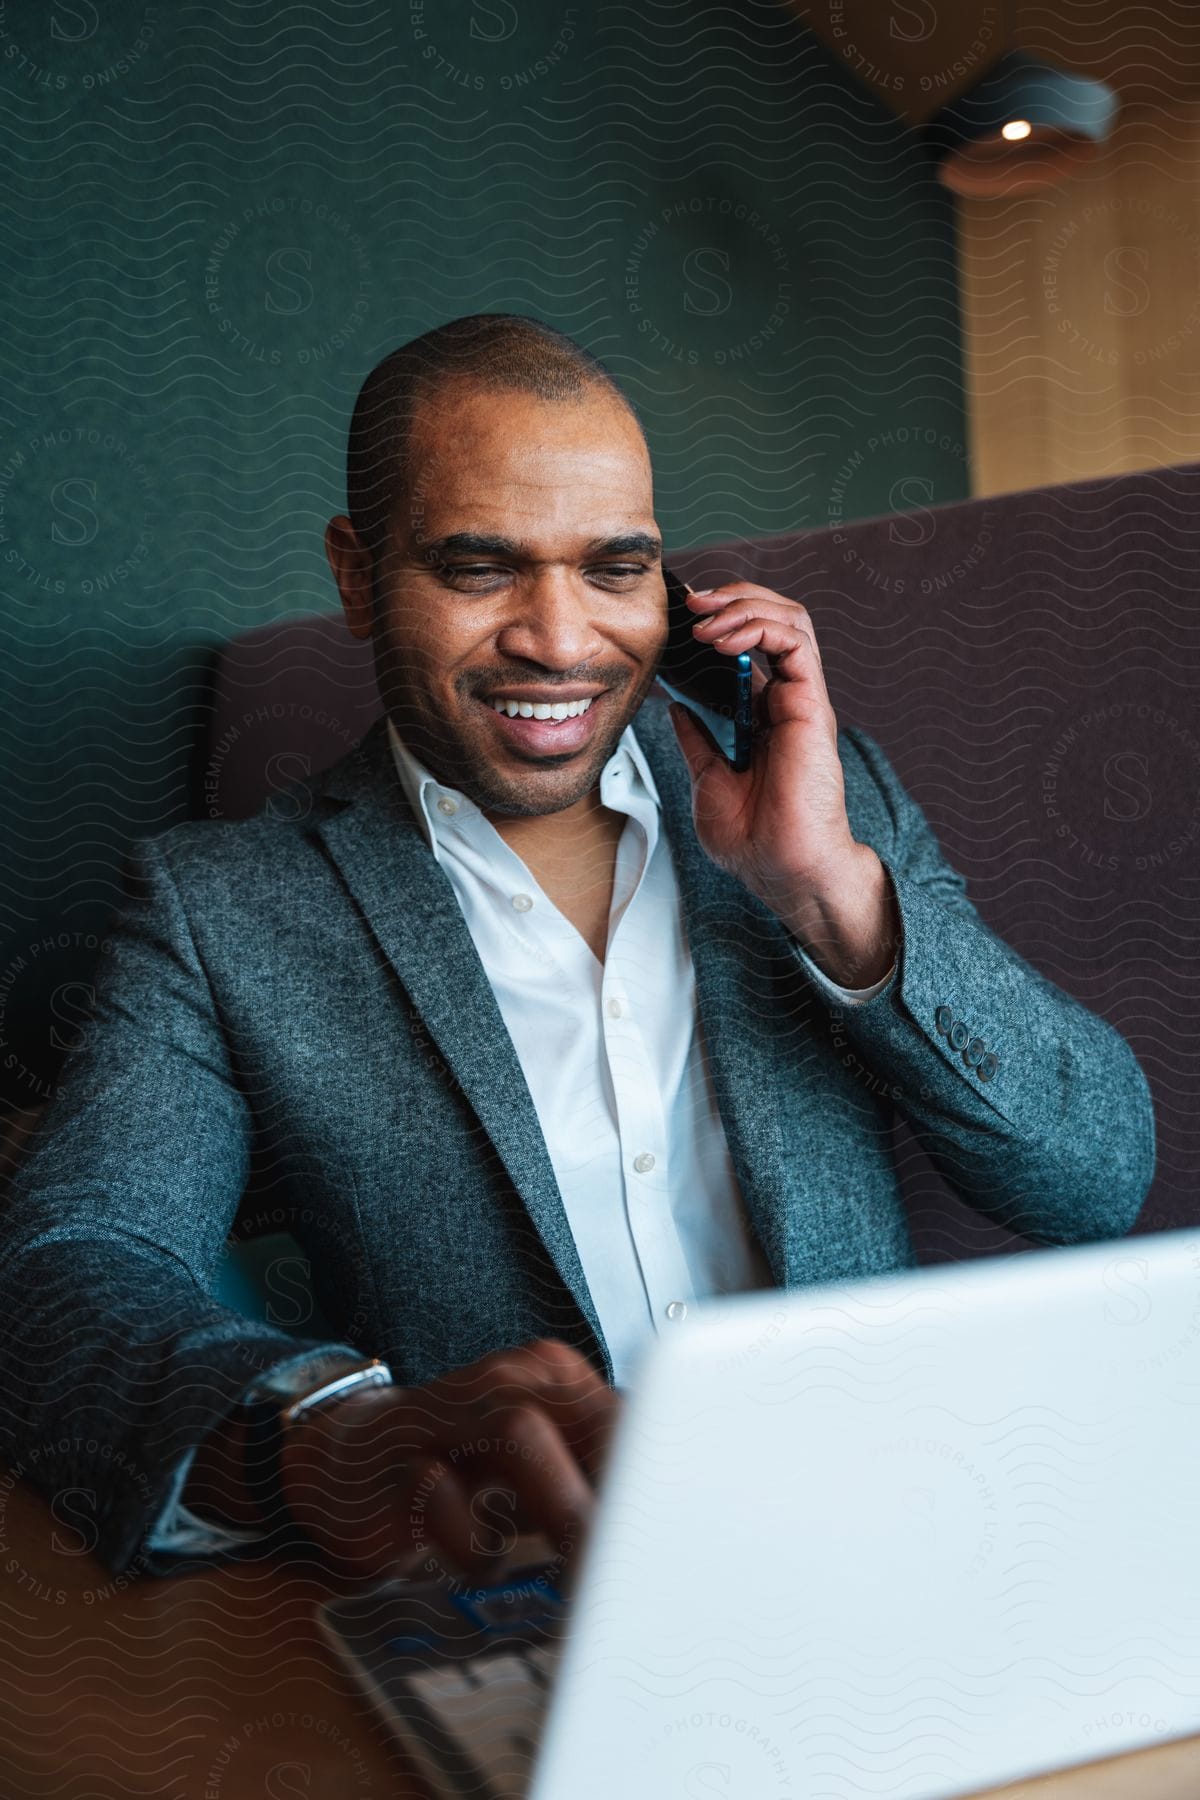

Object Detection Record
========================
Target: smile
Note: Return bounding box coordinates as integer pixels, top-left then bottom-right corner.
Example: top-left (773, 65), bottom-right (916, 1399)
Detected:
top-left (488, 696), bottom-right (595, 721)
top-left (478, 691), bottom-right (606, 757)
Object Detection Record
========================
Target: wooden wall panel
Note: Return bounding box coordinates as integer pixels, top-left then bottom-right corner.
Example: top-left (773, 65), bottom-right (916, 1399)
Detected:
top-left (958, 103), bottom-right (1200, 495)
top-left (793, 2), bottom-right (1200, 496)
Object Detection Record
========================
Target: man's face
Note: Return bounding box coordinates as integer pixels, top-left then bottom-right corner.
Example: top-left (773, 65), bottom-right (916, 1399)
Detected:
top-left (333, 382), bottom-right (667, 819)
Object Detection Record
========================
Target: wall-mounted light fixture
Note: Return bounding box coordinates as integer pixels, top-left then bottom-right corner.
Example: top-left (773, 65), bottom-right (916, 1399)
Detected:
top-left (925, 49), bottom-right (1119, 196)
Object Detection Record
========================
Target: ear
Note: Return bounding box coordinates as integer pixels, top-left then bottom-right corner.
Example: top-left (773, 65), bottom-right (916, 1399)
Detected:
top-left (325, 514), bottom-right (375, 641)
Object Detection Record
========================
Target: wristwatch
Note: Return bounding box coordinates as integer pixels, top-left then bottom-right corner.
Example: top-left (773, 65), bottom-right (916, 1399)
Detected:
top-left (241, 1353), bottom-right (394, 1531)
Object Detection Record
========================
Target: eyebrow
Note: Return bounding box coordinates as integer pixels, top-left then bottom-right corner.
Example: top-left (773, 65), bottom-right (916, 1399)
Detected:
top-left (418, 531), bottom-right (663, 564)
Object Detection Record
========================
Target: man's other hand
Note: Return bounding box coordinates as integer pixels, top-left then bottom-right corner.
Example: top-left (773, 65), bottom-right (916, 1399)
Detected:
top-left (279, 1339), bottom-right (619, 1585)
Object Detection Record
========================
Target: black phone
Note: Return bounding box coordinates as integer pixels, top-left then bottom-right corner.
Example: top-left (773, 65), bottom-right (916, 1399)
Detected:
top-left (658, 564), bottom-right (754, 772)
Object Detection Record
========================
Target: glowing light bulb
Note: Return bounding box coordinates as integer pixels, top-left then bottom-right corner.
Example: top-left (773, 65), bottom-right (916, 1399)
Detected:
top-left (1002, 119), bottom-right (1033, 141)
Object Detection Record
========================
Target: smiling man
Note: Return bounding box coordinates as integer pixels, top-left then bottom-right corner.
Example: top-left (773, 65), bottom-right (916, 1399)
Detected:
top-left (0, 314), bottom-right (1156, 1585)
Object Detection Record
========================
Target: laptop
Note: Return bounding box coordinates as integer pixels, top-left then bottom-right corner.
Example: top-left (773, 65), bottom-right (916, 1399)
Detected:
top-left (318, 1225), bottom-right (1200, 1799)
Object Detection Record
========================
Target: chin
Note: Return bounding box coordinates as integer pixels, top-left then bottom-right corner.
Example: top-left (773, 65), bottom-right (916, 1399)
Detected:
top-left (467, 722), bottom-right (627, 817)
top-left (470, 760), bottom-right (608, 818)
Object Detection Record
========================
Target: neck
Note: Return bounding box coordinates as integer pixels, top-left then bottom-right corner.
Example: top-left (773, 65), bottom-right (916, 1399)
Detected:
top-left (486, 781), bottom-right (623, 870)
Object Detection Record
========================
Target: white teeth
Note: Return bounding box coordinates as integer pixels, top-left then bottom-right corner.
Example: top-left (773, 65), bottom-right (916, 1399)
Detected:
top-left (489, 696), bottom-right (595, 721)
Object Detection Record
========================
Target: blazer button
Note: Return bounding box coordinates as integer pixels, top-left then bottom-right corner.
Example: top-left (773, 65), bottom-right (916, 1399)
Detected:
top-left (935, 1005), bottom-right (953, 1035)
top-left (965, 1036), bottom-right (985, 1067)
top-left (978, 1052), bottom-right (999, 1082)
top-left (949, 1020), bottom-right (969, 1052)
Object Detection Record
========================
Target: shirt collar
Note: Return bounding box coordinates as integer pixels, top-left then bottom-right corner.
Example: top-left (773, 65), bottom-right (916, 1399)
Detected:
top-left (386, 709), bottom-right (662, 854)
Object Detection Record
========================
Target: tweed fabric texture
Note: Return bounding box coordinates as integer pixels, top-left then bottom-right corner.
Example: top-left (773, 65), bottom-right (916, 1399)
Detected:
top-left (0, 700), bottom-right (1155, 1578)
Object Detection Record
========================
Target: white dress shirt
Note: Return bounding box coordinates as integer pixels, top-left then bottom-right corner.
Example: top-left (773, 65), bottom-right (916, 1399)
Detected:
top-left (400, 714), bottom-right (899, 1370)
top-left (147, 708), bottom-right (896, 1556)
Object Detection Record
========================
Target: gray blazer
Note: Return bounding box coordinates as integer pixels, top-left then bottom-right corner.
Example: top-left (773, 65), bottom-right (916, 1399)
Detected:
top-left (0, 701), bottom-right (1156, 1578)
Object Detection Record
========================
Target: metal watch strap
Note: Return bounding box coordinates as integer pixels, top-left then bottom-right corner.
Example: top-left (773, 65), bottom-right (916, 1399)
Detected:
top-left (242, 1358), bottom-right (393, 1532)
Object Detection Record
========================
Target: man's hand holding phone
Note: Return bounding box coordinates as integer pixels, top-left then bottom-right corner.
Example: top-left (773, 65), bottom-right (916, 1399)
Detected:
top-left (665, 576), bottom-right (901, 989)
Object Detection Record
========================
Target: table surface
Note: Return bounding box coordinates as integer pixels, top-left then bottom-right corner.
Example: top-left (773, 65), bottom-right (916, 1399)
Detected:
top-left (0, 1475), bottom-right (1197, 1800)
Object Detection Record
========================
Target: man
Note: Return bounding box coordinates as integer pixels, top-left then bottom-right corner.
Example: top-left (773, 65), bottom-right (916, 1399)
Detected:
top-left (0, 314), bottom-right (1155, 1586)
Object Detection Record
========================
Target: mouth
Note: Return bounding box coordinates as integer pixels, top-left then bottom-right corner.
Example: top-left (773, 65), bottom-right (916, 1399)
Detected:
top-left (476, 691), bottom-right (607, 758)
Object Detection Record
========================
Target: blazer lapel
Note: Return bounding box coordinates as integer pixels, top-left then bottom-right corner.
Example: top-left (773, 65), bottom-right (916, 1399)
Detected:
top-left (312, 718), bottom-right (611, 1367)
top-left (632, 701), bottom-right (802, 1289)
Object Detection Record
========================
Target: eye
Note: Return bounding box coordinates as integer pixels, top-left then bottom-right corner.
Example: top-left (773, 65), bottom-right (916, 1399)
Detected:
top-left (437, 563), bottom-right (507, 586)
top-left (435, 562), bottom-right (651, 589)
top-left (588, 564), bottom-right (650, 586)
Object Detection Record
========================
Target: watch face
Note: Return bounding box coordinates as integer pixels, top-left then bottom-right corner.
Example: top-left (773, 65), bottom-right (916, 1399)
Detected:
top-left (250, 1353), bottom-right (366, 1407)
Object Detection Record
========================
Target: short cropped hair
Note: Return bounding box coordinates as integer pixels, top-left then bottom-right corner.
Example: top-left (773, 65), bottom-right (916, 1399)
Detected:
top-left (345, 313), bottom-right (643, 560)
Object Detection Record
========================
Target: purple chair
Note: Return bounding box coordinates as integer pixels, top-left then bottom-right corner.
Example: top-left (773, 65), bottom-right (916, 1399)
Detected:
top-left (206, 464), bottom-right (1200, 1261)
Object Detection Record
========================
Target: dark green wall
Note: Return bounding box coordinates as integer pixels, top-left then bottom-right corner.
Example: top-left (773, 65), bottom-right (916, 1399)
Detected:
top-left (0, 0), bottom-right (967, 1109)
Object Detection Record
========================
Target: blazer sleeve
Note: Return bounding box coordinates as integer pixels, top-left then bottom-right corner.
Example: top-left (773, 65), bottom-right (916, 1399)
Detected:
top-left (0, 835), bottom-right (359, 1580)
top-left (801, 726), bottom-right (1157, 1246)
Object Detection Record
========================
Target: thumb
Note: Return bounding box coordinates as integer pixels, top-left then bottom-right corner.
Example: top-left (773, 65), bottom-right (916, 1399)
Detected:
top-left (668, 701), bottom-right (725, 783)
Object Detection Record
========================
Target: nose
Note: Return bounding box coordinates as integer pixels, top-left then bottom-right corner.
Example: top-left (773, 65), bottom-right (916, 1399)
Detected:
top-left (493, 570), bottom-right (606, 671)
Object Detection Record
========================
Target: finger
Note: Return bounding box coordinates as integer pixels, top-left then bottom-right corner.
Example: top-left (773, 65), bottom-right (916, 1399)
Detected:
top-left (692, 595), bottom-right (823, 671)
top-left (681, 580), bottom-right (802, 613)
top-left (690, 594), bottom-right (809, 629)
top-left (476, 1340), bottom-right (620, 1485)
top-left (431, 1339), bottom-right (605, 1414)
top-left (538, 1374), bottom-right (620, 1485)
top-left (517, 1358), bottom-right (620, 1486)
top-left (398, 1454), bottom-right (500, 1578)
top-left (693, 612), bottom-right (828, 696)
top-left (469, 1403), bottom-right (595, 1566)
top-left (556, 1505), bottom-right (596, 1602)
top-left (693, 598), bottom-right (815, 648)
top-left (686, 586), bottom-right (819, 654)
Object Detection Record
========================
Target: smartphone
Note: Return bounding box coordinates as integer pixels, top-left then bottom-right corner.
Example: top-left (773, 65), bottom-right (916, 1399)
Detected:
top-left (658, 564), bottom-right (755, 771)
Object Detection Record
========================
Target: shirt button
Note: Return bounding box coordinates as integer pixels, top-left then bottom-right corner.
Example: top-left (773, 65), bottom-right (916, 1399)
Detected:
top-left (511, 894), bottom-right (533, 912)
top-left (436, 795), bottom-right (458, 816)
top-left (665, 1300), bottom-right (688, 1322)
top-left (606, 998), bottom-right (623, 1019)
top-left (633, 1151), bottom-right (655, 1174)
